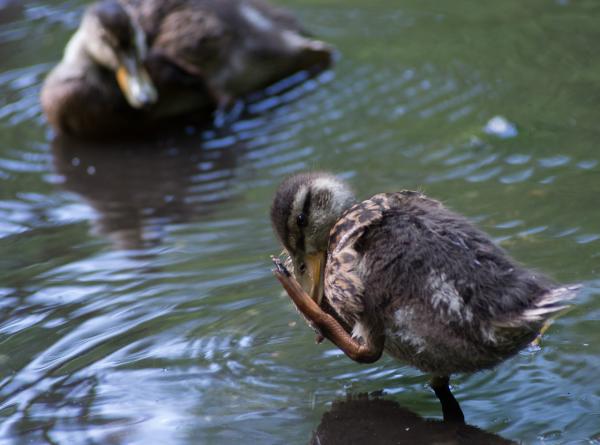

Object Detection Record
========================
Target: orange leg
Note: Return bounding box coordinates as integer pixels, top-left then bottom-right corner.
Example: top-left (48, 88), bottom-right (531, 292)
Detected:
top-left (272, 257), bottom-right (383, 364)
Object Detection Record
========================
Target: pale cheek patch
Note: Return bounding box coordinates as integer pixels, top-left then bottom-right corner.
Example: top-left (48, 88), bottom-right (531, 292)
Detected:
top-left (312, 177), bottom-right (353, 216)
top-left (64, 28), bottom-right (86, 64)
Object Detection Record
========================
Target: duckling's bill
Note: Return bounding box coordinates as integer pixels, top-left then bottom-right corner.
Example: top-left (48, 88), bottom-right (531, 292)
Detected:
top-left (116, 54), bottom-right (157, 109)
top-left (301, 252), bottom-right (326, 305)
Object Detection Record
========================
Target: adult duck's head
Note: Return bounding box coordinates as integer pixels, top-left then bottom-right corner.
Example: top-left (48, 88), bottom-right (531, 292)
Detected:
top-left (80, 0), bottom-right (157, 108)
top-left (271, 173), bottom-right (356, 304)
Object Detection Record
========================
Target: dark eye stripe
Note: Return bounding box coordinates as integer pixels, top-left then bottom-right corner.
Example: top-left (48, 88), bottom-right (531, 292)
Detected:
top-left (295, 190), bottom-right (312, 252)
top-left (302, 190), bottom-right (312, 218)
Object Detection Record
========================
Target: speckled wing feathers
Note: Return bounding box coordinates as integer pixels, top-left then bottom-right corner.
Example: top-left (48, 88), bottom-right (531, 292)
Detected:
top-left (325, 192), bottom-right (411, 326)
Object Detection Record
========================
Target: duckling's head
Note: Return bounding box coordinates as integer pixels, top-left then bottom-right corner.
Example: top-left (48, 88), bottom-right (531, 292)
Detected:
top-left (271, 172), bottom-right (355, 303)
top-left (80, 0), bottom-right (157, 108)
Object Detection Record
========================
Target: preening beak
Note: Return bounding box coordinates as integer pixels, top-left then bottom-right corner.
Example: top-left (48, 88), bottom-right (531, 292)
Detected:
top-left (116, 53), bottom-right (158, 109)
top-left (304, 252), bottom-right (326, 305)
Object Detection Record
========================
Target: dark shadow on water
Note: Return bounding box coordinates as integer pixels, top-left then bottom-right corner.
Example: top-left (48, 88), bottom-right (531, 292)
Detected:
top-left (51, 129), bottom-right (243, 250)
top-left (0, 0), bottom-right (21, 24)
top-left (311, 394), bottom-right (515, 445)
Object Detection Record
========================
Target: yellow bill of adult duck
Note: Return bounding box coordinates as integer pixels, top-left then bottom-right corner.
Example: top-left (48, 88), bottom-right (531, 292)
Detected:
top-left (40, 0), bottom-right (334, 138)
top-left (270, 172), bottom-right (580, 423)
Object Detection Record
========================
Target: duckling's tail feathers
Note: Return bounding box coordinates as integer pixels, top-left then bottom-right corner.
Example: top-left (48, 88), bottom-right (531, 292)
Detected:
top-left (495, 284), bottom-right (581, 327)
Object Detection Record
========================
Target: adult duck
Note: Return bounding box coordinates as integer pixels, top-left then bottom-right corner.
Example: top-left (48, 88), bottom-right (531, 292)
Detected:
top-left (270, 172), bottom-right (579, 422)
top-left (41, 0), bottom-right (333, 137)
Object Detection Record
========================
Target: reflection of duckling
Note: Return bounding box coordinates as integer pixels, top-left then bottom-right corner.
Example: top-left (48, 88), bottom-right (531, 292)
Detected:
top-left (311, 394), bottom-right (516, 445)
top-left (271, 172), bottom-right (579, 422)
top-left (41, 0), bottom-right (333, 137)
top-left (51, 132), bottom-right (240, 250)
top-left (0, 0), bottom-right (22, 24)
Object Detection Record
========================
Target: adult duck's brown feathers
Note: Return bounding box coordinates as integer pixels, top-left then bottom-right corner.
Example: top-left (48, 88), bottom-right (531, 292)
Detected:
top-left (41, 0), bottom-right (333, 137)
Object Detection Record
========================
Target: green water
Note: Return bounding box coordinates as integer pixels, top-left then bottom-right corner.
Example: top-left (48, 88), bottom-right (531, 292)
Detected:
top-left (0, 1), bottom-right (599, 443)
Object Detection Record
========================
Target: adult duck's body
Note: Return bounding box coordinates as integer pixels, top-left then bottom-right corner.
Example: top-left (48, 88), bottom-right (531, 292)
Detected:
top-left (270, 172), bottom-right (579, 422)
top-left (41, 0), bottom-right (333, 138)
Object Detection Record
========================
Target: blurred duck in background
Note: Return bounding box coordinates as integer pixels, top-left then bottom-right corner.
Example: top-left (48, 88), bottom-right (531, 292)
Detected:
top-left (41, 0), bottom-right (333, 138)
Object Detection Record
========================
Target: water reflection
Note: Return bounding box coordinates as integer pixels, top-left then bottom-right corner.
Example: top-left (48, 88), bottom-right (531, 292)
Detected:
top-left (311, 394), bottom-right (515, 445)
top-left (0, 1), bottom-right (22, 25)
top-left (51, 130), bottom-right (242, 250)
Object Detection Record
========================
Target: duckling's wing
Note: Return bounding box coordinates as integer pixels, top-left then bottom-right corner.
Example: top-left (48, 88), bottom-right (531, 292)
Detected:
top-left (325, 193), bottom-right (410, 326)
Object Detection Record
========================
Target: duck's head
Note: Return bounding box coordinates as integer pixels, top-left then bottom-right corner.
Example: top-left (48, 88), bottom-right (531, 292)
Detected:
top-left (271, 172), bottom-right (355, 304)
top-left (80, 0), bottom-right (157, 108)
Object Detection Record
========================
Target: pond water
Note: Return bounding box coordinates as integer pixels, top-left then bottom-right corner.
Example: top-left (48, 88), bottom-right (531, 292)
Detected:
top-left (1, 1), bottom-right (599, 443)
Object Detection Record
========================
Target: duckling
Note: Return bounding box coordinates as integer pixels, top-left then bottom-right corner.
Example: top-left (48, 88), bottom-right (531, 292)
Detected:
top-left (270, 172), bottom-right (579, 422)
top-left (41, 0), bottom-right (333, 137)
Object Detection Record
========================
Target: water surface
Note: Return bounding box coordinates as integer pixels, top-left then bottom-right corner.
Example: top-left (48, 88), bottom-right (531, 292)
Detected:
top-left (1, 1), bottom-right (599, 443)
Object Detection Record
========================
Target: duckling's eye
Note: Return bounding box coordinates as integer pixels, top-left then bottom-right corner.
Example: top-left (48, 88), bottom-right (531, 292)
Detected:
top-left (297, 213), bottom-right (308, 228)
top-left (298, 262), bottom-right (307, 274)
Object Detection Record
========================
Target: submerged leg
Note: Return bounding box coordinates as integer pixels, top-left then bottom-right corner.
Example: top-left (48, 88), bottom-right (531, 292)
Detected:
top-left (272, 258), bottom-right (383, 364)
top-left (430, 376), bottom-right (465, 424)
